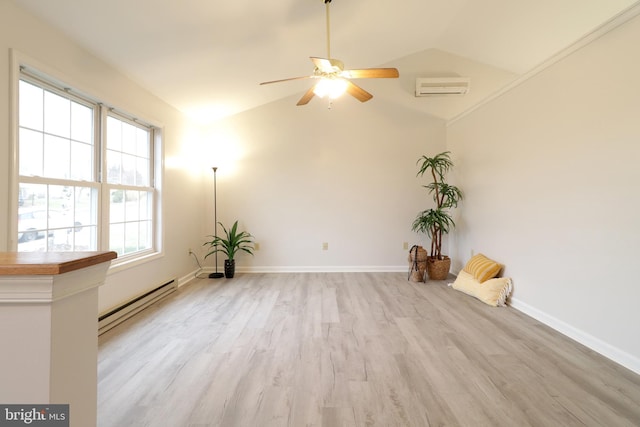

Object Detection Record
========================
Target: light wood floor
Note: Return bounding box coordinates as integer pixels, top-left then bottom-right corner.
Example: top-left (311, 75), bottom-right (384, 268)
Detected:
top-left (97, 273), bottom-right (640, 426)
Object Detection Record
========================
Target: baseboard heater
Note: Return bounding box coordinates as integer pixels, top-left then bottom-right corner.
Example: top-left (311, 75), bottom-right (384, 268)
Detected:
top-left (98, 278), bottom-right (177, 335)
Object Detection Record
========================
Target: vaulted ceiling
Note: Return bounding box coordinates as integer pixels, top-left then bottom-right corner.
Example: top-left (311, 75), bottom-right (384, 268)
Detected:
top-left (12, 0), bottom-right (639, 122)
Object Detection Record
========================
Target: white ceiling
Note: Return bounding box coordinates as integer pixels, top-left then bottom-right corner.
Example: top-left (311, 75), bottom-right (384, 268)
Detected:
top-left (11, 0), bottom-right (639, 122)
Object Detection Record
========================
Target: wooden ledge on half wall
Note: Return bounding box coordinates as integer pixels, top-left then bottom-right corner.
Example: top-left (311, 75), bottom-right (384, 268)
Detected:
top-left (0, 251), bottom-right (118, 276)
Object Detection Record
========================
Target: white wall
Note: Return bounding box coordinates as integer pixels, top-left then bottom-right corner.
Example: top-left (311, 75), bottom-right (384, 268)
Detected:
top-left (195, 48), bottom-right (517, 272)
top-left (0, 0), bottom-right (207, 312)
top-left (201, 95), bottom-right (447, 271)
top-left (447, 11), bottom-right (640, 373)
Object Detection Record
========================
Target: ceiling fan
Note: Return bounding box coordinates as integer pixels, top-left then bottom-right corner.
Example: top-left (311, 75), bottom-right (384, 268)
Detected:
top-left (259, 0), bottom-right (399, 106)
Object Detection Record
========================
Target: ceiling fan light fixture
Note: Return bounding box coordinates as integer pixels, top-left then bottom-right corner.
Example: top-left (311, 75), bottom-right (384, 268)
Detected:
top-left (313, 77), bottom-right (348, 99)
top-left (259, 0), bottom-right (398, 106)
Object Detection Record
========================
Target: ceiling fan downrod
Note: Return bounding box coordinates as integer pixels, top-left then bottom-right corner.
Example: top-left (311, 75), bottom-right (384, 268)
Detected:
top-left (325, 0), bottom-right (332, 59)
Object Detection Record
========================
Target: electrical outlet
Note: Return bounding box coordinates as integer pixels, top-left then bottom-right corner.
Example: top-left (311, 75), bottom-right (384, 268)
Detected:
top-left (322, 242), bottom-right (329, 251)
top-left (254, 242), bottom-right (260, 251)
top-left (403, 242), bottom-right (409, 250)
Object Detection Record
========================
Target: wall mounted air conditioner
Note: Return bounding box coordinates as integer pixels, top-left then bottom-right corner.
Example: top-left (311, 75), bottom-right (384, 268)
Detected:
top-left (415, 77), bottom-right (470, 96)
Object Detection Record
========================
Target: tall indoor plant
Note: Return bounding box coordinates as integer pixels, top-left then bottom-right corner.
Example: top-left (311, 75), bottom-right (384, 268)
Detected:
top-left (204, 220), bottom-right (254, 278)
top-left (412, 151), bottom-right (463, 280)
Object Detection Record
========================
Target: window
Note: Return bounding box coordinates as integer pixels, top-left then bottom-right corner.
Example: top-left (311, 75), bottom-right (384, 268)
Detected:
top-left (16, 70), bottom-right (159, 261)
top-left (105, 115), bottom-right (154, 256)
top-left (17, 78), bottom-right (99, 252)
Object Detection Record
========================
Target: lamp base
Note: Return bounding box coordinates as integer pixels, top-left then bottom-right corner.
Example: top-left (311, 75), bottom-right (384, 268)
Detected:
top-left (208, 272), bottom-right (224, 279)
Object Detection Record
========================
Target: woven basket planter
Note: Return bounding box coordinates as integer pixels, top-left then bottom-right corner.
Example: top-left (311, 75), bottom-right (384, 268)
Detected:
top-left (426, 256), bottom-right (451, 280)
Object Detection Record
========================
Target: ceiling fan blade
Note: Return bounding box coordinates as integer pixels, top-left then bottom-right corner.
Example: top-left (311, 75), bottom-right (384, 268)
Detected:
top-left (345, 81), bottom-right (373, 103)
top-left (310, 57), bottom-right (344, 73)
top-left (296, 86), bottom-right (317, 106)
top-left (341, 68), bottom-right (399, 79)
top-left (260, 76), bottom-right (312, 85)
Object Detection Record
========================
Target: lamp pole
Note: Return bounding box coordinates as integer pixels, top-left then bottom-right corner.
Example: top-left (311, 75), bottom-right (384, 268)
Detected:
top-left (209, 167), bottom-right (224, 279)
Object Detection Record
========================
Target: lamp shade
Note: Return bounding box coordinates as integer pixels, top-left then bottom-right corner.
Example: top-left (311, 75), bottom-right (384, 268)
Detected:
top-left (313, 78), bottom-right (348, 99)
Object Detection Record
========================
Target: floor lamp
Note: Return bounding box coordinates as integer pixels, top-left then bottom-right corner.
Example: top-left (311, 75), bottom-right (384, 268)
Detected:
top-left (209, 167), bottom-right (224, 279)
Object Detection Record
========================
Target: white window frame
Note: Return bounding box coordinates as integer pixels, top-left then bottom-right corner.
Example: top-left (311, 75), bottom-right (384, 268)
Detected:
top-left (9, 50), bottom-right (164, 269)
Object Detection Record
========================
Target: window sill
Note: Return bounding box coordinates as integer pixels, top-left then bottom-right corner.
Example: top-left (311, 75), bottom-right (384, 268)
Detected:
top-left (107, 250), bottom-right (163, 275)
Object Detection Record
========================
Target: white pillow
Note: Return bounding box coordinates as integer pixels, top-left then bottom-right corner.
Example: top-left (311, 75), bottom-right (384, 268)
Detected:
top-left (450, 270), bottom-right (513, 307)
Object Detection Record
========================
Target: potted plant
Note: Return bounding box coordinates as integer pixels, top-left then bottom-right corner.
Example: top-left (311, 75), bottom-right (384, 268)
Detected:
top-left (412, 151), bottom-right (463, 280)
top-left (203, 220), bottom-right (254, 278)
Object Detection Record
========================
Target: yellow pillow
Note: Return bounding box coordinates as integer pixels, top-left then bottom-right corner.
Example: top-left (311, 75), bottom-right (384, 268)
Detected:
top-left (463, 253), bottom-right (502, 283)
top-left (450, 270), bottom-right (513, 307)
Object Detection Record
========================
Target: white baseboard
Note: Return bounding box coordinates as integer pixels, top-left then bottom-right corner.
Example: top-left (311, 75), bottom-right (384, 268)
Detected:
top-left (98, 278), bottom-right (177, 335)
top-left (235, 265), bottom-right (407, 273)
top-left (178, 268), bottom-right (204, 287)
top-left (510, 297), bottom-right (640, 376)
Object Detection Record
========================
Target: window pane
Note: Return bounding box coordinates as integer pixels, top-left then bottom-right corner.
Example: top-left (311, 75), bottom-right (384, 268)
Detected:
top-left (126, 190), bottom-right (140, 221)
top-left (139, 220), bottom-right (151, 250)
top-left (122, 154), bottom-right (136, 185)
top-left (124, 222), bottom-right (139, 254)
top-left (106, 150), bottom-right (122, 184)
top-left (18, 205), bottom-right (47, 240)
top-left (43, 135), bottom-right (70, 179)
top-left (110, 189), bottom-right (125, 223)
top-left (137, 158), bottom-right (149, 186)
top-left (75, 186), bottom-right (97, 229)
top-left (136, 128), bottom-right (149, 157)
top-left (109, 223), bottom-right (124, 256)
top-left (121, 122), bottom-right (137, 155)
top-left (26, 237), bottom-right (47, 252)
top-left (20, 81), bottom-right (94, 182)
top-left (52, 222), bottom-right (96, 252)
top-left (107, 116), bottom-right (122, 151)
top-left (47, 229), bottom-right (68, 251)
top-left (18, 183), bottom-right (45, 210)
top-left (71, 141), bottom-right (92, 181)
top-left (19, 128), bottom-right (44, 176)
top-left (19, 80), bottom-right (43, 131)
top-left (48, 185), bottom-right (73, 229)
top-left (71, 102), bottom-right (92, 143)
top-left (44, 91), bottom-right (70, 138)
top-left (17, 183), bottom-right (48, 251)
top-left (18, 183), bottom-right (97, 252)
top-left (73, 225), bottom-right (98, 251)
top-left (106, 115), bottom-right (150, 188)
top-left (139, 191), bottom-right (150, 220)
top-left (108, 188), bottom-right (153, 256)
